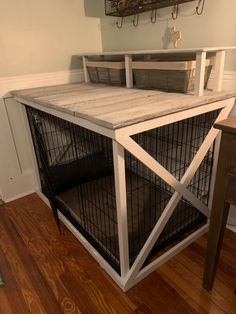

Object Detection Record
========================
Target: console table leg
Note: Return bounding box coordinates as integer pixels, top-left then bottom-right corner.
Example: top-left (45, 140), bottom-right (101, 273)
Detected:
top-left (203, 201), bottom-right (230, 290)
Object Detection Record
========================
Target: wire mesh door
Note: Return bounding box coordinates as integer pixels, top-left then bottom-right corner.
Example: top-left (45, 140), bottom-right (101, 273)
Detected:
top-left (26, 106), bottom-right (121, 272)
top-left (27, 109), bottom-right (61, 231)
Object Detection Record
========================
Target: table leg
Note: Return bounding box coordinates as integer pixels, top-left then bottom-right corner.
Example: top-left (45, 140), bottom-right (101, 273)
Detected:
top-left (203, 134), bottom-right (231, 290)
top-left (203, 202), bottom-right (230, 290)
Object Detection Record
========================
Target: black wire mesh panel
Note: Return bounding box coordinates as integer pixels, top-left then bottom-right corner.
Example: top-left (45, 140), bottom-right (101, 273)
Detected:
top-left (26, 106), bottom-right (218, 273)
top-left (26, 107), bottom-right (120, 272)
top-left (127, 109), bottom-right (218, 266)
top-left (105, 0), bottom-right (195, 17)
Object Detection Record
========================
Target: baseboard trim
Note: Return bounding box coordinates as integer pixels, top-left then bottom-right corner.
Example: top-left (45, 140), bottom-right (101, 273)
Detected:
top-left (227, 225), bottom-right (236, 233)
top-left (4, 189), bottom-right (36, 203)
top-left (0, 69), bottom-right (84, 98)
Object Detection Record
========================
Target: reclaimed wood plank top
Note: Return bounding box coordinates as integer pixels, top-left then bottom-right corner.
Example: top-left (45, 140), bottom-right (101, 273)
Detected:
top-left (11, 83), bottom-right (236, 130)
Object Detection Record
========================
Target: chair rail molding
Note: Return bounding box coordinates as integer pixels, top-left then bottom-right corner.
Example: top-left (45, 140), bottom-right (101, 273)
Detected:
top-left (0, 69), bottom-right (84, 98)
top-left (0, 69), bottom-right (84, 202)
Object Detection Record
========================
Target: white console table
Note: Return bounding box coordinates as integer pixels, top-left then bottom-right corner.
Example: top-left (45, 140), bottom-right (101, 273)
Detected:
top-left (78, 47), bottom-right (236, 96)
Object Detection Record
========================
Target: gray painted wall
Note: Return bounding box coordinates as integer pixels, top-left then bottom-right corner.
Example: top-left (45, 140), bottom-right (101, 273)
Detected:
top-left (0, 0), bottom-right (102, 77)
top-left (99, 0), bottom-right (236, 70)
top-left (1, 0), bottom-right (235, 76)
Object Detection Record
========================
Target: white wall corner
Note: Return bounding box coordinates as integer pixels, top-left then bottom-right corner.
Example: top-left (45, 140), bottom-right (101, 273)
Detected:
top-left (0, 69), bottom-right (84, 202)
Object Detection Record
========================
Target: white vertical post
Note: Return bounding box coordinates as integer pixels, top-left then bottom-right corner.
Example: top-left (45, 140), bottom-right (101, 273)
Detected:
top-left (213, 50), bottom-right (226, 92)
top-left (82, 56), bottom-right (90, 83)
top-left (194, 51), bottom-right (207, 96)
top-left (112, 140), bottom-right (129, 278)
top-left (125, 54), bottom-right (133, 88)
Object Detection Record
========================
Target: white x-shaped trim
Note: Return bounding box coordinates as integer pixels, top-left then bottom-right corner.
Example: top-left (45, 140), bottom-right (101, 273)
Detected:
top-left (115, 104), bottom-right (233, 286)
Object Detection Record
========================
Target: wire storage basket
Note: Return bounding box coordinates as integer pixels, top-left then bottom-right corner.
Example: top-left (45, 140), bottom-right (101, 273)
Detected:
top-left (26, 106), bottom-right (218, 273)
top-left (86, 60), bottom-right (126, 86)
top-left (132, 58), bottom-right (213, 93)
top-left (105, 0), bottom-right (195, 17)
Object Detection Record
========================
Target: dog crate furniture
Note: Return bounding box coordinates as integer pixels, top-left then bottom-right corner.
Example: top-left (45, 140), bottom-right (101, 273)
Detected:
top-left (12, 81), bottom-right (236, 291)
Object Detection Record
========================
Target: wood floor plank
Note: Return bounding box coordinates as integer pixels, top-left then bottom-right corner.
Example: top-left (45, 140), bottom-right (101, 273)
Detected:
top-left (0, 215), bottom-right (47, 313)
top-left (3, 197), bottom-right (83, 314)
top-left (61, 271), bottom-right (115, 314)
top-left (183, 245), bottom-right (236, 314)
top-left (0, 193), bottom-right (235, 314)
top-left (5, 195), bottom-right (137, 314)
top-left (134, 304), bottom-right (152, 313)
top-left (0, 289), bottom-right (14, 314)
top-left (0, 246), bottom-right (31, 314)
top-left (158, 263), bottom-right (226, 314)
top-left (0, 209), bottom-right (64, 314)
top-left (179, 246), bottom-right (236, 305)
top-left (192, 237), bottom-right (236, 289)
top-left (167, 257), bottom-right (236, 313)
top-left (127, 272), bottom-right (198, 314)
top-left (65, 260), bottom-right (137, 314)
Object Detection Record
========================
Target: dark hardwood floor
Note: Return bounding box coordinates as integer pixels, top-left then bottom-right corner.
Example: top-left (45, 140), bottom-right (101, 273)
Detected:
top-left (0, 193), bottom-right (235, 314)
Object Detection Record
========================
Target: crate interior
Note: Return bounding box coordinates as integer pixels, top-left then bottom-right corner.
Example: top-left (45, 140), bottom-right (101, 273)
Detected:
top-left (26, 107), bottom-right (218, 274)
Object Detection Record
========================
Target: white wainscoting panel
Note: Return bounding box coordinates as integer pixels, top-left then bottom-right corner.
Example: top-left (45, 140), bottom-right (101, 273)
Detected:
top-left (0, 69), bottom-right (84, 202)
top-left (0, 69), bottom-right (84, 98)
top-left (208, 71), bottom-right (236, 91)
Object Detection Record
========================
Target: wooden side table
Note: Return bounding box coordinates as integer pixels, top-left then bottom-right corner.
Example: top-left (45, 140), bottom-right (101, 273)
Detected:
top-left (203, 116), bottom-right (236, 290)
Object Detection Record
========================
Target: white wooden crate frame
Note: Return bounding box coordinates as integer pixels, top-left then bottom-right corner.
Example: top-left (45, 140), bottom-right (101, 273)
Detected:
top-left (19, 96), bottom-right (235, 291)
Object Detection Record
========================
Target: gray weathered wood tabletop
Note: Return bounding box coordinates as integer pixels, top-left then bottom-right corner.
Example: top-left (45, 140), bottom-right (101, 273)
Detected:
top-left (11, 83), bottom-right (236, 129)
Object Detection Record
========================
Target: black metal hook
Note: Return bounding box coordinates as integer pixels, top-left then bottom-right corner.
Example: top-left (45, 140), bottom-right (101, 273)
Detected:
top-left (196, 0), bottom-right (205, 15)
top-left (171, 4), bottom-right (179, 20)
top-left (133, 14), bottom-right (139, 27)
top-left (150, 10), bottom-right (157, 24)
top-left (116, 17), bottom-right (123, 29)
